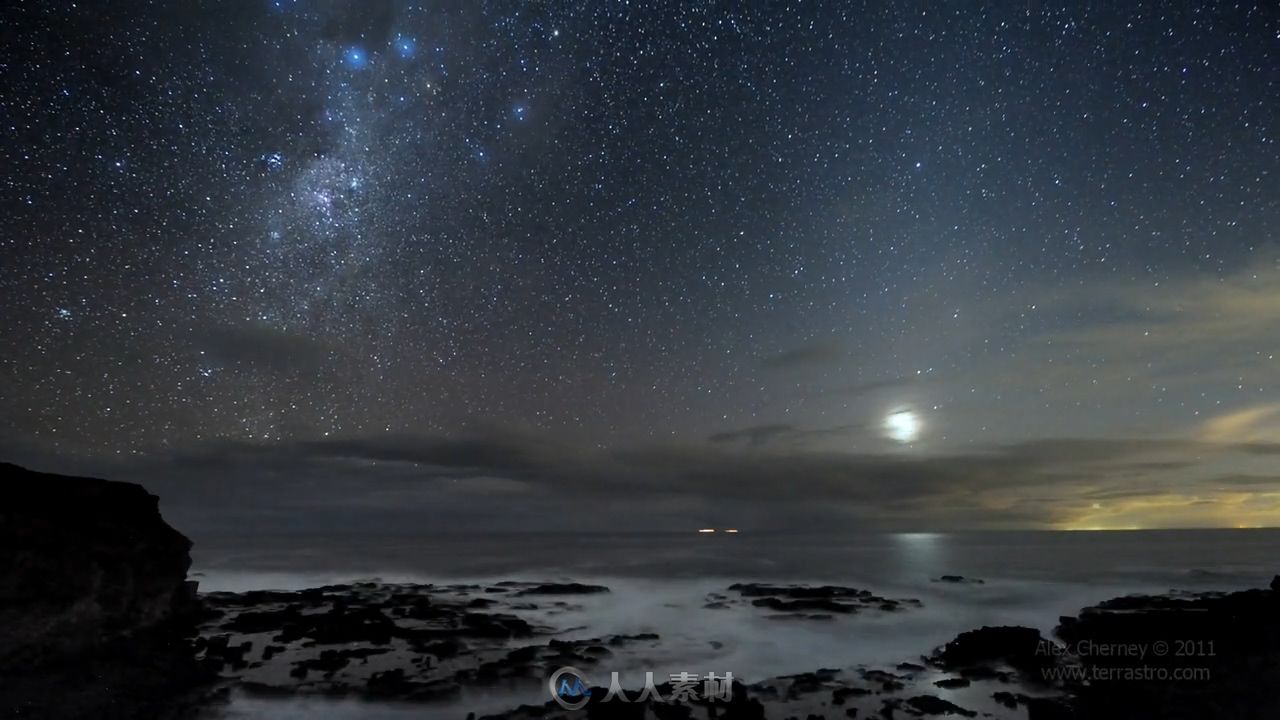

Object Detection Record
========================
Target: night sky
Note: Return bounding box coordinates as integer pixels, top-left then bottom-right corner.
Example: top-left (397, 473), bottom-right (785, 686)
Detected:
top-left (2, 1), bottom-right (1277, 533)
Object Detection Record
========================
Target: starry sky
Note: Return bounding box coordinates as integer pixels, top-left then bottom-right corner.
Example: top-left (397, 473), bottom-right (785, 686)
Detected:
top-left (2, 0), bottom-right (1277, 533)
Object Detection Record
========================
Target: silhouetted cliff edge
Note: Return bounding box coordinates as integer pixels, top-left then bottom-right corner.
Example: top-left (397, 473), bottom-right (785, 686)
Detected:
top-left (0, 462), bottom-right (208, 718)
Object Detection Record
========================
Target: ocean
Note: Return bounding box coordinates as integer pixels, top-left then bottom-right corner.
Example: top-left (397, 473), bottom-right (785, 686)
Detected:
top-left (191, 529), bottom-right (1280, 719)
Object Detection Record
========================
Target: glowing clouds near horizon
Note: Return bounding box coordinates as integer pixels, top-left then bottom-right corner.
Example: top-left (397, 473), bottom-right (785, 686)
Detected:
top-left (884, 409), bottom-right (921, 444)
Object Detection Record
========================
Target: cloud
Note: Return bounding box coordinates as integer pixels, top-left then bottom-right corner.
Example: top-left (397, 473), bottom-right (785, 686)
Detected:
top-left (1200, 404), bottom-right (1280, 444)
top-left (707, 424), bottom-right (798, 448)
top-left (760, 341), bottom-right (845, 370)
top-left (72, 427), bottom-right (1273, 535)
top-left (831, 375), bottom-right (931, 398)
top-left (1014, 253), bottom-right (1280, 392)
top-left (706, 423), bottom-right (864, 449)
top-left (1211, 474), bottom-right (1280, 488)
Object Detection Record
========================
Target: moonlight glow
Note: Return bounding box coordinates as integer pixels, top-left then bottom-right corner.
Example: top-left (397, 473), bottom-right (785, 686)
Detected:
top-left (885, 410), bottom-right (921, 444)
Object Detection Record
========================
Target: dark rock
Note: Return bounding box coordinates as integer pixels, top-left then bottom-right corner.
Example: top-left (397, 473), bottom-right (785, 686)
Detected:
top-left (785, 669), bottom-right (838, 698)
top-left (239, 681), bottom-right (297, 698)
top-left (765, 612), bottom-right (835, 621)
top-left (933, 626), bottom-right (1058, 673)
top-left (1054, 581), bottom-right (1280, 719)
top-left (729, 583), bottom-right (916, 617)
top-left (608, 632), bottom-right (660, 646)
top-left (514, 582), bottom-right (610, 596)
top-left (0, 463), bottom-right (196, 668)
top-left (410, 638), bottom-right (464, 658)
top-left (729, 583), bottom-right (869, 599)
top-left (751, 596), bottom-right (858, 614)
top-left (904, 695), bottom-right (976, 717)
top-left (293, 647), bottom-right (387, 677)
top-left (223, 606), bottom-right (304, 634)
top-left (859, 669), bottom-right (906, 691)
top-left (832, 686), bottom-right (873, 704)
top-left (934, 576), bottom-right (984, 585)
top-left (991, 691), bottom-right (1020, 709)
top-left (261, 644), bottom-right (286, 661)
top-left (0, 464), bottom-right (212, 718)
top-left (274, 605), bottom-right (398, 645)
top-left (459, 611), bottom-right (533, 638)
top-left (1023, 696), bottom-right (1076, 720)
top-left (365, 668), bottom-right (416, 698)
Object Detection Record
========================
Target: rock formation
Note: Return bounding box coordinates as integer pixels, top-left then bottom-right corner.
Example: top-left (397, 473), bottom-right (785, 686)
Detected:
top-left (0, 462), bottom-right (195, 667)
top-left (0, 463), bottom-right (207, 719)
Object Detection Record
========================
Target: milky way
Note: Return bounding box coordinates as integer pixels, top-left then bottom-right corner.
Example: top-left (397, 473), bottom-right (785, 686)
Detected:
top-left (2, 1), bottom-right (1277, 530)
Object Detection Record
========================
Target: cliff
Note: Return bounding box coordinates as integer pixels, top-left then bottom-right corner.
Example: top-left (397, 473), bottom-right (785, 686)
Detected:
top-left (0, 462), bottom-right (195, 670)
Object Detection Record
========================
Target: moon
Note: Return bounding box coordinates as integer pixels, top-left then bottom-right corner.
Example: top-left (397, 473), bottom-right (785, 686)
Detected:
top-left (885, 409), bottom-right (921, 444)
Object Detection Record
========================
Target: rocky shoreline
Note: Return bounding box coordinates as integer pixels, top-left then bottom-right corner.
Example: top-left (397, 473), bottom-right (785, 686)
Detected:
top-left (180, 576), bottom-right (1280, 720)
top-left (3, 463), bottom-right (1278, 719)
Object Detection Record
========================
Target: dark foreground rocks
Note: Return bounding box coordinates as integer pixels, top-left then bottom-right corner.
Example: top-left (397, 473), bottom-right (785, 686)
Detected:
top-left (920, 577), bottom-right (1280, 720)
top-left (1053, 577), bottom-right (1280, 720)
top-left (0, 463), bottom-right (210, 718)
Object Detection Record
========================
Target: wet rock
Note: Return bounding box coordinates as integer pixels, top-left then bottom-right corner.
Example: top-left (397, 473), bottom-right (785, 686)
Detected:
top-left (729, 583), bottom-right (917, 617)
top-left (222, 606), bottom-right (304, 634)
top-left (514, 583), bottom-right (610, 596)
top-left (932, 626), bottom-right (1058, 673)
top-left (412, 638), bottom-right (465, 658)
top-left (729, 583), bottom-right (870, 599)
top-left (261, 644), bottom-right (285, 661)
top-left (784, 669), bottom-right (840, 698)
top-left (505, 644), bottom-right (539, 663)
top-left (1054, 580), bottom-right (1280, 719)
top-left (239, 680), bottom-right (297, 698)
top-left (293, 647), bottom-right (387, 677)
top-left (460, 611), bottom-right (533, 638)
top-left (751, 597), bottom-right (858, 614)
top-left (832, 686), bottom-right (873, 704)
top-left (608, 632), bottom-right (660, 646)
top-left (904, 695), bottom-right (977, 717)
top-left (933, 576), bottom-right (984, 585)
top-left (859, 669), bottom-right (906, 692)
top-left (991, 691), bottom-right (1020, 709)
